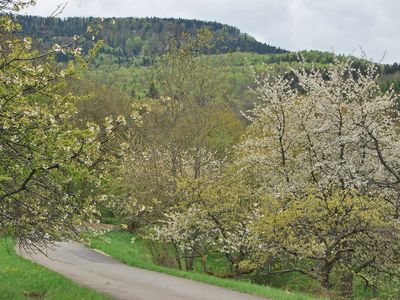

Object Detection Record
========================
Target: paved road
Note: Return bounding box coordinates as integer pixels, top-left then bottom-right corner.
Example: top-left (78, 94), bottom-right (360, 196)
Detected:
top-left (18, 241), bottom-right (266, 300)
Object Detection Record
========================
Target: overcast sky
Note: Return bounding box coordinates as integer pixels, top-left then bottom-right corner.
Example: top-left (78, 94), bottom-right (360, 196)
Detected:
top-left (22, 0), bottom-right (399, 63)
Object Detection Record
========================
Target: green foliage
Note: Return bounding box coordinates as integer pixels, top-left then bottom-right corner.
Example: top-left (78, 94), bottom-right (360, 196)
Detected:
top-left (82, 50), bottom-right (399, 114)
top-left (109, 32), bottom-right (245, 232)
top-left (125, 36), bottom-right (143, 56)
top-left (68, 78), bottom-right (134, 124)
top-left (0, 2), bottom-right (119, 247)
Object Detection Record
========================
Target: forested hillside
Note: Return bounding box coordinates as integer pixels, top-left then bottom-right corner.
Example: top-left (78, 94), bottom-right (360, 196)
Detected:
top-left (16, 15), bottom-right (286, 64)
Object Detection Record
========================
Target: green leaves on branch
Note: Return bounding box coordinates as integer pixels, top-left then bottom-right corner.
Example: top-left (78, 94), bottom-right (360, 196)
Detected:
top-left (0, 1), bottom-right (118, 249)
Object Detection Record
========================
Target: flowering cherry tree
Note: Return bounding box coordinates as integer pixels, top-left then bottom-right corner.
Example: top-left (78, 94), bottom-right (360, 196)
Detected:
top-left (0, 0), bottom-right (117, 249)
top-left (148, 163), bottom-right (261, 277)
top-left (240, 60), bottom-right (400, 295)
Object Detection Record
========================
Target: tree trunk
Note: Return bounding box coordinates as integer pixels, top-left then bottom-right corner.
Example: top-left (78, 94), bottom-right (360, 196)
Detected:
top-left (127, 220), bottom-right (139, 233)
top-left (339, 249), bottom-right (354, 299)
top-left (320, 261), bottom-right (333, 290)
top-left (321, 272), bottom-right (330, 290)
top-left (200, 255), bottom-right (208, 273)
top-left (234, 264), bottom-right (242, 279)
top-left (185, 249), bottom-right (194, 271)
top-left (339, 269), bottom-right (354, 299)
top-left (371, 286), bottom-right (378, 298)
top-left (171, 241), bottom-right (182, 270)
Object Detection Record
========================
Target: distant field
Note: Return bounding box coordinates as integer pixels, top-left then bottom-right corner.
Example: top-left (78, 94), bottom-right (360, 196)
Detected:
top-left (0, 238), bottom-right (111, 300)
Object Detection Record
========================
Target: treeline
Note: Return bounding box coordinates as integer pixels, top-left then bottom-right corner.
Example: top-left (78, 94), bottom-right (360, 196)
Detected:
top-left (16, 15), bottom-right (286, 65)
top-left (383, 62), bottom-right (400, 74)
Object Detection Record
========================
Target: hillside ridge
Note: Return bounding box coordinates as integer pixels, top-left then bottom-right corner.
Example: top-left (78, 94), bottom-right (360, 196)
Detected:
top-left (16, 15), bottom-right (286, 63)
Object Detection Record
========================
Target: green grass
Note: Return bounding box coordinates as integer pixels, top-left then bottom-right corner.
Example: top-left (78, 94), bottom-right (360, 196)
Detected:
top-left (0, 238), bottom-right (112, 300)
top-left (89, 231), bottom-right (323, 300)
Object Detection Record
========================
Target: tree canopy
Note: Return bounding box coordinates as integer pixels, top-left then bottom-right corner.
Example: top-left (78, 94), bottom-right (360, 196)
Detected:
top-left (0, 0), bottom-right (120, 249)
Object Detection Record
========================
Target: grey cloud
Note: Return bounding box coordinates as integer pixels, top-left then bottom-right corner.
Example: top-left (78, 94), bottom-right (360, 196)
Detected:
top-left (22, 0), bottom-right (399, 63)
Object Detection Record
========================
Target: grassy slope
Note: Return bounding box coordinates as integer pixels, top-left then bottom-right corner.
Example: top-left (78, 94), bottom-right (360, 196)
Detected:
top-left (89, 231), bottom-right (322, 300)
top-left (0, 238), bottom-right (112, 300)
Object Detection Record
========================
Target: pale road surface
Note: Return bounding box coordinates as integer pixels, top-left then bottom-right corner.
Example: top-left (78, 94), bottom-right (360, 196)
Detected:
top-left (18, 241), bottom-right (267, 300)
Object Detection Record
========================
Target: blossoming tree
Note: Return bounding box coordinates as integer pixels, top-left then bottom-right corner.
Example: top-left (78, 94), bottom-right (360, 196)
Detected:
top-left (0, 0), bottom-right (119, 249)
top-left (239, 60), bottom-right (400, 295)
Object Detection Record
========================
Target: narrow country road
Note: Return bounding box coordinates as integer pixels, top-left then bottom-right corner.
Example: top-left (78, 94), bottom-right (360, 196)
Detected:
top-left (18, 241), bottom-right (266, 300)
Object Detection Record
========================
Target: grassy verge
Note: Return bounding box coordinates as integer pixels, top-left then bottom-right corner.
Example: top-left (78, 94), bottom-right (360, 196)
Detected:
top-left (89, 231), bottom-right (322, 300)
top-left (0, 238), bottom-right (112, 300)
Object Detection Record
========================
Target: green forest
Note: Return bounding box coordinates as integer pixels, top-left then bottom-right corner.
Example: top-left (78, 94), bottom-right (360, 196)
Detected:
top-left (16, 15), bottom-right (285, 63)
top-left (2, 1), bottom-right (400, 299)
